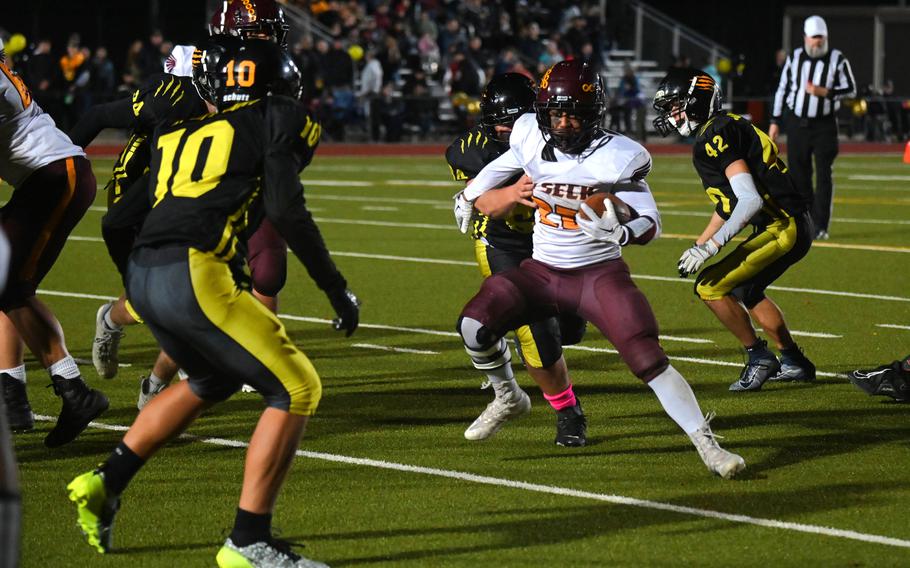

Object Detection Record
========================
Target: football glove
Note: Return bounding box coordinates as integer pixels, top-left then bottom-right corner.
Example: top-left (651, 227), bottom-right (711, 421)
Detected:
top-left (453, 191), bottom-right (475, 234)
top-left (677, 241), bottom-right (720, 278)
top-left (577, 202), bottom-right (624, 244)
top-left (326, 286), bottom-right (361, 337)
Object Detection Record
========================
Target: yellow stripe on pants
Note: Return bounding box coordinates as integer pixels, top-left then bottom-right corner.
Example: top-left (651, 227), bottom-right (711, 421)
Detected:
top-left (188, 248), bottom-right (321, 415)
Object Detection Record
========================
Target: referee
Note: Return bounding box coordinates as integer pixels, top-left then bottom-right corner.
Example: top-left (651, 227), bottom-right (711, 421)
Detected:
top-left (769, 15), bottom-right (856, 240)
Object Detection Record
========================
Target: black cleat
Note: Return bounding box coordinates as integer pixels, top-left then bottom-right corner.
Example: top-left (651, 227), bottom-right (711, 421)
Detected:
top-left (770, 348), bottom-right (817, 383)
top-left (44, 376), bottom-right (109, 448)
top-left (555, 403), bottom-right (587, 447)
top-left (849, 359), bottom-right (910, 402)
top-left (2, 373), bottom-right (34, 432)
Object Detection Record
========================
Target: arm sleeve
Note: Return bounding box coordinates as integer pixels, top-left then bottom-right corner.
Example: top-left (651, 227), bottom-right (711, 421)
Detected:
top-left (829, 53), bottom-right (856, 100)
top-left (770, 54), bottom-right (792, 123)
top-left (462, 145), bottom-right (524, 201)
top-left (262, 101), bottom-right (346, 293)
top-left (710, 172), bottom-right (762, 246)
top-left (613, 149), bottom-right (660, 245)
top-left (68, 97), bottom-right (135, 148)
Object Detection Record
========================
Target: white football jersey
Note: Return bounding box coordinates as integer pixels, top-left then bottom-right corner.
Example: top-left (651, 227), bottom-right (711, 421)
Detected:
top-left (0, 59), bottom-right (84, 187)
top-left (464, 113), bottom-right (661, 269)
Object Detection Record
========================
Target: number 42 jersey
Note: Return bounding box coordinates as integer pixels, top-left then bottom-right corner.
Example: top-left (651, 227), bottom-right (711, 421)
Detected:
top-left (136, 95), bottom-right (321, 262)
top-left (464, 113), bottom-right (661, 269)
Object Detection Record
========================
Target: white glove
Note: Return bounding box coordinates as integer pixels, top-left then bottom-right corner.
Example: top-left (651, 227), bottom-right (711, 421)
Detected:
top-left (677, 240), bottom-right (720, 277)
top-left (577, 201), bottom-right (624, 244)
top-left (453, 191), bottom-right (475, 234)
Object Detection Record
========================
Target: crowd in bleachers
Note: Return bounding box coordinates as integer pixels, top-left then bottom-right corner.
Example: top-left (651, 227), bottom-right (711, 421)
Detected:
top-left (2, 0), bottom-right (908, 143)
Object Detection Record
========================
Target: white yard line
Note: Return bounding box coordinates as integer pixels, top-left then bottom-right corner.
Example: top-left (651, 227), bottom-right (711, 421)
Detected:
top-left (876, 324), bottom-right (910, 331)
top-left (33, 415), bottom-right (910, 549)
top-left (361, 206), bottom-right (399, 212)
top-left (57, 240), bottom-right (910, 303)
top-left (848, 175), bottom-right (910, 181)
top-left (352, 343), bottom-right (440, 355)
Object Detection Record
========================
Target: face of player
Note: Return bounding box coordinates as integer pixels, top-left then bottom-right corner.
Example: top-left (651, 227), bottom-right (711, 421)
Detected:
top-left (804, 35), bottom-right (828, 58)
top-left (548, 110), bottom-right (583, 135)
top-left (493, 124), bottom-right (512, 142)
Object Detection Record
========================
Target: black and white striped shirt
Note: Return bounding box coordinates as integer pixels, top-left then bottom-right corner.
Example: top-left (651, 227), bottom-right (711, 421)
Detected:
top-left (771, 47), bottom-right (856, 122)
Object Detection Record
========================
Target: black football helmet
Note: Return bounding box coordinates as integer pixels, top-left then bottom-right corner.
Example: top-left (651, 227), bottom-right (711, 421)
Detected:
top-left (210, 0), bottom-right (290, 46)
top-left (480, 73), bottom-right (536, 141)
top-left (652, 67), bottom-right (722, 137)
top-left (193, 37), bottom-right (301, 109)
top-left (534, 59), bottom-right (606, 154)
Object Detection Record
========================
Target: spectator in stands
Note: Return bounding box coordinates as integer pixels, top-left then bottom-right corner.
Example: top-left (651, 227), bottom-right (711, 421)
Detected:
top-left (577, 41), bottom-right (602, 73)
top-left (291, 36), bottom-right (319, 104)
top-left (378, 34), bottom-right (403, 86)
top-left (139, 29), bottom-right (165, 79)
top-left (564, 16), bottom-right (590, 56)
top-left (23, 38), bottom-right (57, 111)
top-left (121, 39), bottom-right (144, 92)
top-left (883, 80), bottom-right (908, 141)
top-left (376, 81), bottom-right (405, 142)
top-left (538, 39), bottom-right (564, 74)
top-left (467, 36), bottom-right (492, 76)
top-left (403, 67), bottom-right (435, 139)
top-left (610, 63), bottom-right (642, 137)
top-left (437, 18), bottom-right (465, 58)
top-left (416, 11), bottom-right (438, 42)
top-left (59, 36), bottom-right (89, 130)
top-left (89, 46), bottom-right (116, 103)
top-left (518, 22), bottom-right (545, 64)
top-left (357, 49), bottom-right (384, 141)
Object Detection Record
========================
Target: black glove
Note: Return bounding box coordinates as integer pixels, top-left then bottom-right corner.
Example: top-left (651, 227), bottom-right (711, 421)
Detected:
top-left (326, 287), bottom-right (361, 337)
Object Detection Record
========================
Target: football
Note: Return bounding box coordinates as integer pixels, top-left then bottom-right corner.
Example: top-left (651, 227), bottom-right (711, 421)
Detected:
top-left (577, 192), bottom-right (635, 224)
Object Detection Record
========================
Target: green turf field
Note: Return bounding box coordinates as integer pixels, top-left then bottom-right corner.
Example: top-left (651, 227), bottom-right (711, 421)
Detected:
top-left (5, 153), bottom-right (910, 566)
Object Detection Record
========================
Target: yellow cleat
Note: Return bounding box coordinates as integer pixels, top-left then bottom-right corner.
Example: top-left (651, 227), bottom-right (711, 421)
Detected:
top-left (66, 470), bottom-right (120, 553)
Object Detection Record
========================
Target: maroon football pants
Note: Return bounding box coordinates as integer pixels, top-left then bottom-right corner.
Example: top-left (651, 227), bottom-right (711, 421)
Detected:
top-left (460, 257), bottom-right (669, 382)
top-left (0, 156), bottom-right (96, 311)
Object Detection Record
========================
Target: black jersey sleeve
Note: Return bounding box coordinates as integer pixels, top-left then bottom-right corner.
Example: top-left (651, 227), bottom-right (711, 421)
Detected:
top-left (134, 74), bottom-right (204, 130)
top-left (68, 97), bottom-right (135, 148)
top-left (261, 97), bottom-right (345, 293)
top-left (445, 130), bottom-right (503, 181)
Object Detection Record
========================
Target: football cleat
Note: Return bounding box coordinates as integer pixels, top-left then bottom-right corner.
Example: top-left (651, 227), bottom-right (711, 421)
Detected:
top-left (137, 375), bottom-right (168, 410)
top-left (464, 381), bottom-right (531, 441)
top-left (216, 537), bottom-right (328, 568)
top-left (688, 412), bottom-right (746, 479)
top-left (45, 376), bottom-right (109, 448)
top-left (92, 302), bottom-right (124, 379)
top-left (729, 356), bottom-right (781, 392)
top-left (67, 470), bottom-right (120, 554)
top-left (555, 403), bottom-right (587, 447)
top-left (2, 373), bottom-right (34, 432)
top-left (849, 358), bottom-right (910, 402)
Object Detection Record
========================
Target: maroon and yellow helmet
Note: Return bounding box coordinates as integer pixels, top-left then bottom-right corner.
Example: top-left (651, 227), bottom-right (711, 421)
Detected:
top-left (534, 59), bottom-right (606, 153)
top-left (209, 0), bottom-right (290, 46)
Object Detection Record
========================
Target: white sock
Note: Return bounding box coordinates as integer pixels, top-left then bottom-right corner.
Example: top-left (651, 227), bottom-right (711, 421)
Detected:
top-left (148, 373), bottom-right (166, 387)
top-left (1, 365), bottom-right (26, 383)
top-left (103, 304), bottom-right (122, 331)
top-left (48, 355), bottom-right (81, 380)
top-left (648, 365), bottom-right (705, 434)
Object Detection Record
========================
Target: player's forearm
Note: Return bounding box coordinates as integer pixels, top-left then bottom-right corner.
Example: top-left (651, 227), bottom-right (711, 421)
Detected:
top-left (68, 98), bottom-right (135, 148)
top-left (710, 173), bottom-right (763, 246)
top-left (696, 212), bottom-right (726, 245)
top-left (462, 153), bottom-right (523, 201)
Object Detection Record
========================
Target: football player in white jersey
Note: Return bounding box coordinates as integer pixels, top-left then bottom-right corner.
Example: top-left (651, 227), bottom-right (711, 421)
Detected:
top-left (0, 39), bottom-right (109, 446)
top-left (452, 60), bottom-right (745, 479)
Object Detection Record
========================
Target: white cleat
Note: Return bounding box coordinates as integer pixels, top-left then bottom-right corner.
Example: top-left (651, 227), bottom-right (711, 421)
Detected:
top-left (216, 537), bottom-right (329, 568)
top-left (464, 381), bottom-right (531, 441)
top-left (688, 412), bottom-right (746, 479)
top-left (92, 302), bottom-right (124, 379)
top-left (137, 375), bottom-right (168, 410)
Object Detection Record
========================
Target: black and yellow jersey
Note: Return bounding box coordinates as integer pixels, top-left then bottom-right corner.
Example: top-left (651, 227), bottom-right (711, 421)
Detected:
top-left (106, 73), bottom-right (209, 202)
top-left (693, 113), bottom-right (811, 224)
top-left (445, 127), bottom-right (534, 253)
top-left (136, 96), bottom-right (334, 281)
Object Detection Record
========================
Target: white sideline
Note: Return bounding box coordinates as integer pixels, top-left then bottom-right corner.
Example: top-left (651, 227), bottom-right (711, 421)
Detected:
top-left (33, 414), bottom-right (910, 549)
top-left (876, 324), bottom-right (910, 331)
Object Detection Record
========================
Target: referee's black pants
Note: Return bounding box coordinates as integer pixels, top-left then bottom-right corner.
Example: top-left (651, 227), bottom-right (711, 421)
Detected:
top-left (786, 114), bottom-right (839, 234)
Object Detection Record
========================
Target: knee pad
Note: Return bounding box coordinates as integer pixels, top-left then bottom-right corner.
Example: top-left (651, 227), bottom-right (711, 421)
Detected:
top-left (457, 316), bottom-right (511, 370)
top-left (559, 314), bottom-right (587, 346)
